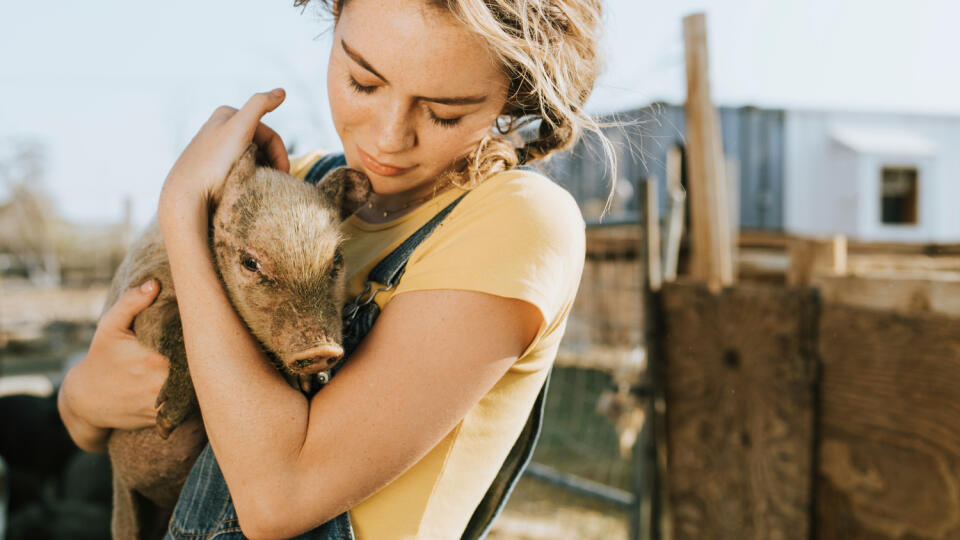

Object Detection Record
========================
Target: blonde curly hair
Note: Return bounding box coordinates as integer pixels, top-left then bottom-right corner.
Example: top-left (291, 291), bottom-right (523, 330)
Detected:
top-left (296, 0), bottom-right (615, 195)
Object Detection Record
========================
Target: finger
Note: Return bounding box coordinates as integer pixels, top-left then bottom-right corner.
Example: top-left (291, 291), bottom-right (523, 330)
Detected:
top-left (100, 279), bottom-right (160, 333)
top-left (210, 105), bottom-right (238, 123)
top-left (253, 121), bottom-right (290, 172)
top-left (229, 89), bottom-right (286, 141)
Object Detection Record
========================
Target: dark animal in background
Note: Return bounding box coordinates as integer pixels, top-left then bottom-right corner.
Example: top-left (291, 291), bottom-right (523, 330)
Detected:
top-left (102, 145), bottom-right (370, 539)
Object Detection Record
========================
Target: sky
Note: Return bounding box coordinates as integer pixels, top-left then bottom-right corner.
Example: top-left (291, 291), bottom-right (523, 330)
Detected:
top-left (1, 0), bottom-right (958, 227)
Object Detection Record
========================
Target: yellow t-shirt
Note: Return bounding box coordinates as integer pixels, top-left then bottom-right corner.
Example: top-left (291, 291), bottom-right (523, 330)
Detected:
top-left (289, 151), bottom-right (586, 539)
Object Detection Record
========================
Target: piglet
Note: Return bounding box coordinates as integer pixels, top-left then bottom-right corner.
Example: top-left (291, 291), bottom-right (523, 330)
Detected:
top-left (102, 144), bottom-right (370, 539)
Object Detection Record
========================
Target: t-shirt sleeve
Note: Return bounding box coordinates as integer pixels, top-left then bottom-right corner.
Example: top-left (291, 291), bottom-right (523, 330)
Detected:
top-left (393, 171), bottom-right (586, 332)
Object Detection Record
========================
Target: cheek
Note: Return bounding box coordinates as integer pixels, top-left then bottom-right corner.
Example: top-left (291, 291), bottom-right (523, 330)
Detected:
top-left (326, 62), bottom-right (365, 137)
top-left (422, 117), bottom-right (498, 161)
top-left (326, 69), bottom-right (349, 131)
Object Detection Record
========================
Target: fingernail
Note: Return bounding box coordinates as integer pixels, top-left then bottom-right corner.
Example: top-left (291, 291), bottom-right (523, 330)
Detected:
top-left (140, 279), bottom-right (156, 293)
top-left (271, 88), bottom-right (284, 97)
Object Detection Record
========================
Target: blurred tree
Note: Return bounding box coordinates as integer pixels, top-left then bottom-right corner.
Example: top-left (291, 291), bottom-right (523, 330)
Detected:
top-left (0, 139), bottom-right (60, 285)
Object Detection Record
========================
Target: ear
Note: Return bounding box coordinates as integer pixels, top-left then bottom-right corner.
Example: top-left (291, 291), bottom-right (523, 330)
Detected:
top-left (317, 167), bottom-right (372, 220)
top-left (212, 144), bottom-right (258, 205)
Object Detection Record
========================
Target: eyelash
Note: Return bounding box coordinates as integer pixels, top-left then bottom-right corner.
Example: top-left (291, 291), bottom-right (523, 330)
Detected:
top-left (428, 111), bottom-right (462, 128)
top-left (346, 75), bottom-right (376, 94)
top-left (347, 75), bottom-right (463, 128)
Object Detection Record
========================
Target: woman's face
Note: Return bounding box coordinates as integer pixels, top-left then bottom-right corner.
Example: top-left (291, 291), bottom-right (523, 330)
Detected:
top-left (327, 0), bottom-right (510, 196)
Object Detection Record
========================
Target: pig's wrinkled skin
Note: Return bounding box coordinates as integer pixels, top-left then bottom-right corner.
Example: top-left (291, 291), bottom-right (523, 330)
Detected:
top-left (102, 145), bottom-right (370, 539)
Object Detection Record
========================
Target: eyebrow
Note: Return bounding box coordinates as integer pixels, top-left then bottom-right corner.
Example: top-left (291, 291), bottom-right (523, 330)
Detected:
top-left (340, 38), bottom-right (489, 106)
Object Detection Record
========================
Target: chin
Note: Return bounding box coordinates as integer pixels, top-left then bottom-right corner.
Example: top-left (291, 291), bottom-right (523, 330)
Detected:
top-left (365, 177), bottom-right (395, 196)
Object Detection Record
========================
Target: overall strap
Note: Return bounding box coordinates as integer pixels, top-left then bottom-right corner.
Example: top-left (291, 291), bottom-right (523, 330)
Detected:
top-left (338, 191), bottom-right (468, 359)
top-left (367, 192), bottom-right (467, 287)
top-left (303, 152), bottom-right (348, 185)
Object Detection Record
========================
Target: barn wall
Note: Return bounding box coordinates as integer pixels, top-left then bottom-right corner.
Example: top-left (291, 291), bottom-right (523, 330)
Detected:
top-left (545, 104), bottom-right (785, 230)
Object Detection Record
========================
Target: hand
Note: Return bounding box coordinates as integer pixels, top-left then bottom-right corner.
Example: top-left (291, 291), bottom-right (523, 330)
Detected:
top-left (60, 280), bottom-right (170, 435)
top-left (158, 89), bottom-right (290, 221)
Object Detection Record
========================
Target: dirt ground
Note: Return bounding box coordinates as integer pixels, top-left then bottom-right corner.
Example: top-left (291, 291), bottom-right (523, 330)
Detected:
top-left (489, 477), bottom-right (630, 539)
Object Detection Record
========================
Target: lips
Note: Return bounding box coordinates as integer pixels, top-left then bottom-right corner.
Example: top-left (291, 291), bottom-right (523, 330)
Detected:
top-left (356, 146), bottom-right (415, 177)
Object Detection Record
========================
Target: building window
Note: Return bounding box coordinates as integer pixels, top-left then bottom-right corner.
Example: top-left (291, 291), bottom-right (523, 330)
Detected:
top-left (880, 166), bottom-right (918, 225)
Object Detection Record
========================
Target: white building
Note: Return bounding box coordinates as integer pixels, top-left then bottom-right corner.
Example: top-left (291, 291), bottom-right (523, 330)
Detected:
top-left (784, 109), bottom-right (959, 242)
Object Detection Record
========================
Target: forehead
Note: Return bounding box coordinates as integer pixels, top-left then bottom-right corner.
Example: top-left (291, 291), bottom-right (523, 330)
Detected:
top-left (337, 0), bottom-right (507, 98)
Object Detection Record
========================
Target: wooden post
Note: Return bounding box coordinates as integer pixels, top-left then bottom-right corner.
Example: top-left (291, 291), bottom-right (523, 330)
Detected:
top-left (644, 178), bottom-right (663, 292)
top-left (787, 239), bottom-right (817, 287)
top-left (829, 234), bottom-right (847, 275)
top-left (726, 157), bottom-right (740, 278)
top-left (683, 13), bottom-right (734, 292)
top-left (634, 176), bottom-right (665, 540)
top-left (663, 146), bottom-right (686, 282)
top-left (788, 236), bottom-right (848, 286)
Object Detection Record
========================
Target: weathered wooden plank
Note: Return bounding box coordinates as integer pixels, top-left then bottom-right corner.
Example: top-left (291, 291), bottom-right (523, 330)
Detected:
top-left (812, 274), bottom-right (960, 318)
top-left (585, 224), bottom-right (642, 260)
top-left (661, 282), bottom-right (818, 540)
top-left (818, 304), bottom-right (960, 539)
top-left (683, 13), bottom-right (734, 291)
top-left (739, 229), bottom-right (960, 257)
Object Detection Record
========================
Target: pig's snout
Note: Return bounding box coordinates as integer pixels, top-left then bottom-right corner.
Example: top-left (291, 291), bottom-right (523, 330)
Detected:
top-left (287, 343), bottom-right (344, 374)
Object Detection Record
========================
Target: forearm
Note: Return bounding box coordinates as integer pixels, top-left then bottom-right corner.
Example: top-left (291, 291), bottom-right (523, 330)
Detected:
top-left (159, 198), bottom-right (310, 518)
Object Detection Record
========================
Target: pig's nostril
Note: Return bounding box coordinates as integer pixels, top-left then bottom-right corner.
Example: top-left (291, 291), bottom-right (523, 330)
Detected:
top-left (288, 343), bottom-right (344, 374)
top-left (294, 357), bottom-right (320, 369)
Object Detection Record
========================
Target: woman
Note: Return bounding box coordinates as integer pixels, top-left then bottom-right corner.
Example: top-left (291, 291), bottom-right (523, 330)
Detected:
top-left (58, 0), bottom-right (607, 537)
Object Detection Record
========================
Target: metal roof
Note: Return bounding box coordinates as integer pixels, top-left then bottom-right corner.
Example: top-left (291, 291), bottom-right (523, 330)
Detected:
top-left (830, 126), bottom-right (939, 156)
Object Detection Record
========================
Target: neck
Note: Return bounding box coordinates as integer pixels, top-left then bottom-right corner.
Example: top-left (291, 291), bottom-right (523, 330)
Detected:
top-left (355, 182), bottom-right (454, 224)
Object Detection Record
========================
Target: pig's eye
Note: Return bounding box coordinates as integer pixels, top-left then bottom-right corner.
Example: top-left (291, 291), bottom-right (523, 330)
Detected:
top-left (241, 255), bottom-right (262, 273)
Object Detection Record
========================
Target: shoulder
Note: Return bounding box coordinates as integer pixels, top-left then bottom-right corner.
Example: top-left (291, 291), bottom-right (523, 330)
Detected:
top-left (448, 167), bottom-right (586, 243)
top-left (397, 167), bottom-right (585, 325)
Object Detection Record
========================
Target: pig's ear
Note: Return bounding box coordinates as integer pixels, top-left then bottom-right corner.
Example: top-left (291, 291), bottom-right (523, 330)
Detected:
top-left (317, 168), bottom-right (372, 220)
top-left (212, 144), bottom-right (258, 205)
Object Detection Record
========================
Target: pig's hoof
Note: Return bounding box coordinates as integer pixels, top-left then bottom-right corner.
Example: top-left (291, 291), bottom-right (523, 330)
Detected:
top-left (155, 419), bottom-right (175, 440)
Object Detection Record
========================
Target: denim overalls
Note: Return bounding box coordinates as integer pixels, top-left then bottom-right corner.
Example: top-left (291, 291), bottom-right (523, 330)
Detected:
top-left (165, 154), bottom-right (549, 540)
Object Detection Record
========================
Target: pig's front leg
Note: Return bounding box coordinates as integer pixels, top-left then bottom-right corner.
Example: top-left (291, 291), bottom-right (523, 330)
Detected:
top-left (152, 307), bottom-right (199, 438)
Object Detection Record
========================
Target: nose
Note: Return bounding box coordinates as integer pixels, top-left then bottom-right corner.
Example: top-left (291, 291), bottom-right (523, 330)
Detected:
top-left (375, 100), bottom-right (416, 154)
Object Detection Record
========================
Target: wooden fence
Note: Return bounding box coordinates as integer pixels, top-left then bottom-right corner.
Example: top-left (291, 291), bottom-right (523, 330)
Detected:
top-left (659, 281), bottom-right (960, 540)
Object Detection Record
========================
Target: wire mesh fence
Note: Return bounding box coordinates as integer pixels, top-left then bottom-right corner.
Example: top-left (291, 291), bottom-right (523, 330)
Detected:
top-left (491, 223), bottom-right (652, 540)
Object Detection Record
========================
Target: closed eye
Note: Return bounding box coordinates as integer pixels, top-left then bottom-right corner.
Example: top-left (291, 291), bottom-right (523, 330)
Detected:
top-left (347, 74), bottom-right (377, 95)
top-left (428, 109), bottom-right (462, 128)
